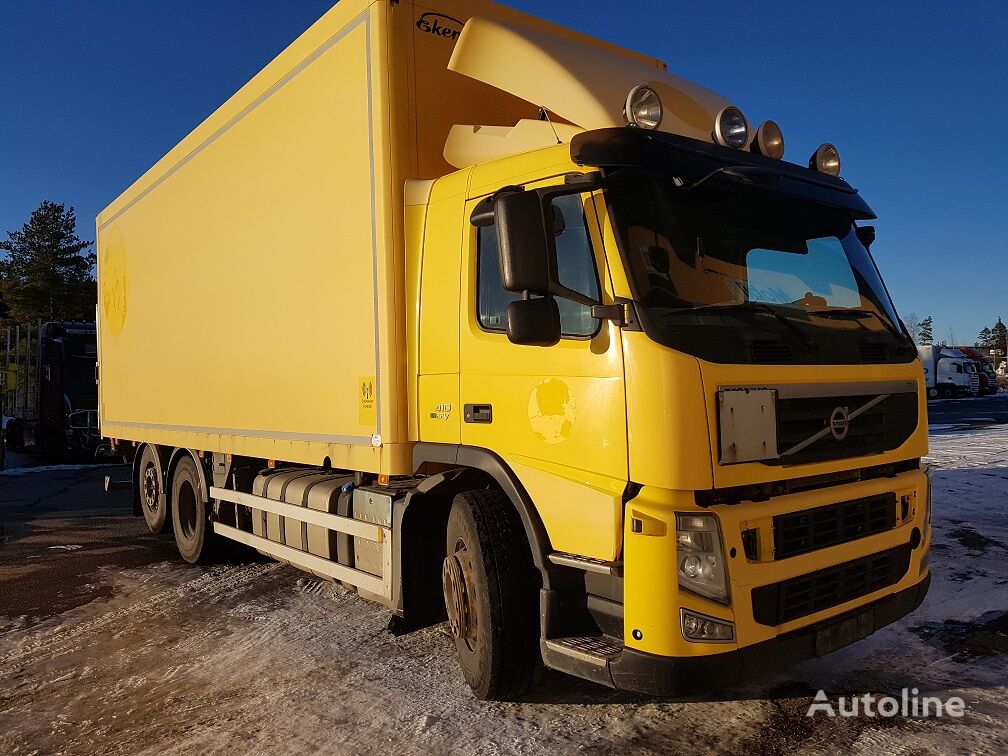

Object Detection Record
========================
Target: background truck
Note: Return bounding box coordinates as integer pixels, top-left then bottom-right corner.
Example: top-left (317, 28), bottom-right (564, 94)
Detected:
top-left (918, 345), bottom-right (977, 399)
top-left (98, 0), bottom-right (932, 700)
top-left (3, 321), bottom-right (101, 459)
top-left (956, 346), bottom-right (998, 395)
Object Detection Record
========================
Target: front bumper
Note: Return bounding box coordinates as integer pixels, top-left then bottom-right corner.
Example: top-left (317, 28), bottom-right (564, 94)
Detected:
top-left (609, 572), bottom-right (930, 697)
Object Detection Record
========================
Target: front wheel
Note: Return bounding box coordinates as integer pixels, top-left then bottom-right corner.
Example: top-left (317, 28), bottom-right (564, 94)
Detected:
top-left (442, 489), bottom-right (541, 701)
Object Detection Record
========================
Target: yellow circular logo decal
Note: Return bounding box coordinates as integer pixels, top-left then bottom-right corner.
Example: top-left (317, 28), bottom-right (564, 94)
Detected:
top-left (101, 229), bottom-right (128, 335)
top-left (528, 379), bottom-right (576, 444)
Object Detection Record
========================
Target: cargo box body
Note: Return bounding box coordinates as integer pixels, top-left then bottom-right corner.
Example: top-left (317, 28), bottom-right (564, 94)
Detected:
top-left (97, 0), bottom-right (608, 472)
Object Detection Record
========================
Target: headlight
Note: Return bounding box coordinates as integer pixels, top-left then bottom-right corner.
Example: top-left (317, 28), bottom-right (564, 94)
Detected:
top-left (809, 143), bottom-right (841, 175)
top-left (624, 85), bottom-right (663, 130)
top-left (676, 513), bottom-right (729, 603)
top-left (753, 120), bottom-right (785, 159)
top-left (713, 106), bottom-right (749, 149)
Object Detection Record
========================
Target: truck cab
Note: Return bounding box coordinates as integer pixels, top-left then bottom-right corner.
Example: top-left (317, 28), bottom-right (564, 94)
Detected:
top-left (3, 321), bottom-right (99, 456)
top-left (410, 124), bottom-right (929, 693)
top-left (920, 345), bottom-right (974, 399)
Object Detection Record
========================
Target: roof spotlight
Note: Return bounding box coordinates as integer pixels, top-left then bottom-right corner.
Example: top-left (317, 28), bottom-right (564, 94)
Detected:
top-left (753, 120), bottom-right (785, 159)
top-left (810, 143), bottom-right (841, 176)
top-left (624, 85), bottom-right (663, 130)
top-left (713, 106), bottom-right (749, 149)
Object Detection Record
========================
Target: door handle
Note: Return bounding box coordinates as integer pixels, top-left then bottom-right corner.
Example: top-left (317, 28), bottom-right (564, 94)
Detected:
top-left (464, 404), bottom-right (493, 424)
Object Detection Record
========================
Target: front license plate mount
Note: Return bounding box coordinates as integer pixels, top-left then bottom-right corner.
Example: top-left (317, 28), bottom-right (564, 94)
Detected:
top-left (814, 609), bottom-right (875, 656)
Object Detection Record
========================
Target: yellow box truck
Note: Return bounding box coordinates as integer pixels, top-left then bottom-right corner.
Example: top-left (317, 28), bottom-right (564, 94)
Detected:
top-left (98, 0), bottom-right (932, 699)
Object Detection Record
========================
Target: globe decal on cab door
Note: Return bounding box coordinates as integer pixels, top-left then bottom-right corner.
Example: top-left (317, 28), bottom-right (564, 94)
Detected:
top-left (528, 379), bottom-right (576, 444)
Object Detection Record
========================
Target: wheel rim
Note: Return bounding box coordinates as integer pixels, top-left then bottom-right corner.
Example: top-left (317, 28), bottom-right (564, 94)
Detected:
top-left (177, 479), bottom-right (198, 540)
top-left (443, 538), bottom-right (478, 652)
top-left (142, 464), bottom-right (160, 513)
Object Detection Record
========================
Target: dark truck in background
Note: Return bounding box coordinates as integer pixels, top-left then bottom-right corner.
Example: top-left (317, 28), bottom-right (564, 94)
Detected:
top-left (2, 321), bottom-right (101, 464)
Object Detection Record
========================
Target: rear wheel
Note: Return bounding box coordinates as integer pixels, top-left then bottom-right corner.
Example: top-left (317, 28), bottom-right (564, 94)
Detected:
top-left (940, 386), bottom-right (954, 398)
top-left (171, 455), bottom-right (217, 564)
top-left (139, 445), bottom-right (170, 533)
top-left (442, 489), bottom-right (540, 701)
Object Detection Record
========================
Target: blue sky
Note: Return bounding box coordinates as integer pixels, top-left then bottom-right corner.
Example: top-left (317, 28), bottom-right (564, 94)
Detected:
top-left (2, 0), bottom-right (1005, 343)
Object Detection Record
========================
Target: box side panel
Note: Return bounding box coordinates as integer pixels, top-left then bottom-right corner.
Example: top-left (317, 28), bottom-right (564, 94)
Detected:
top-left (97, 0), bottom-right (374, 228)
top-left (98, 3), bottom-right (410, 471)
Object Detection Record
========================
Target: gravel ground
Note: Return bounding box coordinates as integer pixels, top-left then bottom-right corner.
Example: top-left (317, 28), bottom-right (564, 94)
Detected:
top-left (1, 423), bottom-right (1006, 755)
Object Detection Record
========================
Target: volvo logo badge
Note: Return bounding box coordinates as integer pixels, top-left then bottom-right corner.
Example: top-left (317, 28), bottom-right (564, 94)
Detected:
top-left (829, 406), bottom-right (850, 441)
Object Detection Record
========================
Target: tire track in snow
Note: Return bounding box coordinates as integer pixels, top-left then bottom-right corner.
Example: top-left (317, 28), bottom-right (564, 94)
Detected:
top-left (0, 561), bottom-right (281, 668)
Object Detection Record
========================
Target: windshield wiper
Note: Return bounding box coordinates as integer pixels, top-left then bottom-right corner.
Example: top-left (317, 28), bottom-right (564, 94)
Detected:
top-left (687, 165), bottom-right (783, 189)
top-left (809, 308), bottom-right (909, 342)
top-left (661, 301), bottom-right (816, 350)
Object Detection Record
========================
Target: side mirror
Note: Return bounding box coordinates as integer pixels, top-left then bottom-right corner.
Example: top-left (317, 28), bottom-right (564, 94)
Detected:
top-left (506, 297), bottom-right (561, 346)
top-left (494, 191), bottom-right (552, 294)
top-left (856, 225), bottom-right (876, 249)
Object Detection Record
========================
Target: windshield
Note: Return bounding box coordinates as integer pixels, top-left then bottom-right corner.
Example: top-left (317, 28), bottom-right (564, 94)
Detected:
top-left (604, 169), bottom-right (915, 365)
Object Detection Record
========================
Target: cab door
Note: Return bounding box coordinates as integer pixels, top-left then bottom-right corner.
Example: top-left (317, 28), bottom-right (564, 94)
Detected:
top-left (458, 187), bottom-right (628, 562)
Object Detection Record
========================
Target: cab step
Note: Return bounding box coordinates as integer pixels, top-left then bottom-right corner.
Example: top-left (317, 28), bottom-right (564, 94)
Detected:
top-left (547, 552), bottom-right (622, 575)
top-left (541, 635), bottom-right (624, 688)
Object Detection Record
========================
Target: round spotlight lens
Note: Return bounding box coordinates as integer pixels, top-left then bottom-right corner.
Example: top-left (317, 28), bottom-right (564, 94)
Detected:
top-left (624, 85), bottom-right (663, 130)
top-left (713, 106), bottom-right (749, 149)
top-left (754, 120), bottom-right (785, 159)
top-left (683, 614), bottom-right (700, 636)
top-left (810, 143), bottom-right (841, 176)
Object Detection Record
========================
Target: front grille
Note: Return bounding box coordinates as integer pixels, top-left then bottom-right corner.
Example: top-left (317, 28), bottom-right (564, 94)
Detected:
top-left (773, 493), bottom-right (897, 559)
top-left (774, 392), bottom-right (917, 465)
top-left (751, 542), bottom-right (912, 625)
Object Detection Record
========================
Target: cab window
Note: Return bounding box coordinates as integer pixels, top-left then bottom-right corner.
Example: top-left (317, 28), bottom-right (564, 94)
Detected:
top-left (477, 194), bottom-right (601, 337)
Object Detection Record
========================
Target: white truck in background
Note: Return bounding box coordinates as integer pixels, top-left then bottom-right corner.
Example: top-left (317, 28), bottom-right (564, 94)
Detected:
top-left (918, 345), bottom-right (978, 398)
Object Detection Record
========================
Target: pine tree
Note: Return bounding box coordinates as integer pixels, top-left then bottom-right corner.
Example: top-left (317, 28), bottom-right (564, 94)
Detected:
top-left (993, 318), bottom-right (1007, 360)
top-left (977, 327), bottom-right (995, 348)
top-left (918, 315), bottom-right (934, 345)
top-left (0, 201), bottom-right (95, 324)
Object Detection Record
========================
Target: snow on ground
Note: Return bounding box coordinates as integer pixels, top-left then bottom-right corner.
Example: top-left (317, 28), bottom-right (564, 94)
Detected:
top-left (0, 423), bottom-right (1006, 754)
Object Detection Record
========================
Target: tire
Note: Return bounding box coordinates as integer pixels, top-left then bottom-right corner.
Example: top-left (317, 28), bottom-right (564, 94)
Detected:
top-left (139, 445), bottom-right (170, 534)
top-left (940, 387), bottom-right (953, 399)
top-left (171, 454), bottom-right (217, 564)
top-left (442, 489), bottom-right (540, 701)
